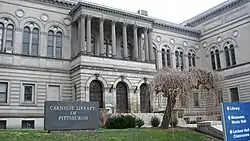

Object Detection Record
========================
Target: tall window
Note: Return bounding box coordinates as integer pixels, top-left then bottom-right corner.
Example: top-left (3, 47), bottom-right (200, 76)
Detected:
top-left (193, 92), bottom-right (200, 107)
top-left (161, 45), bottom-right (171, 68)
top-left (210, 47), bottom-right (221, 70)
top-left (153, 47), bottom-right (157, 68)
top-left (104, 39), bottom-right (112, 57)
top-left (91, 37), bottom-right (95, 55)
top-left (0, 18), bottom-right (14, 52)
top-left (230, 87), bottom-right (239, 102)
top-left (0, 82), bottom-right (8, 103)
top-left (22, 23), bottom-right (39, 56)
top-left (188, 50), bottom-right (196, 67)
top-left (224, 41), bottom-right (236, 67)
top-left (121, 42), bottom-right (133, 60)
top-left (215, 90), bottom-right (223, 106)
top-left (127, 43), bottom-right (132, 60)
top-left (47, 27), bottom-right (62, 58)
top-left (175, 48), bottom-right (184, 71)
top-left (21, 83), bottom-right (36, 105)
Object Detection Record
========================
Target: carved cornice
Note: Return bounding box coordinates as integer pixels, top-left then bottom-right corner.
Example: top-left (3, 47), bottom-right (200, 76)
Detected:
top-left (70, 64), bottom-right (155, 75)
top-left (69, 2), bottom-right (154, 22)
top-left (153, 22), bottom-right (201, 38)
top-left (182, 0), bottom-right (249, 27)
top-left (33, 0), bottom-right (76, 9)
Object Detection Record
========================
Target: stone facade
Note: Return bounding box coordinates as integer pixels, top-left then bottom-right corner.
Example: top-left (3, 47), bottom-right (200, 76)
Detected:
top-left (0, 0), bottom-right (249, 129)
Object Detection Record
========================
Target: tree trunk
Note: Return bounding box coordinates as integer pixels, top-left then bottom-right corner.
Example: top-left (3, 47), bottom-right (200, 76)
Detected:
top-left (160, 95), bottom-right (177, 129)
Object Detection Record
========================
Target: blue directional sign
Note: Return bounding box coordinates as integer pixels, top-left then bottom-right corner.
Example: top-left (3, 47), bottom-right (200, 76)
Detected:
top-left (221, 102), bottom-right (250, 141)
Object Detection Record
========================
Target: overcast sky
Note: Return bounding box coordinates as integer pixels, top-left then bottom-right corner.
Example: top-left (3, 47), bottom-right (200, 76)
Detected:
top-left (80, 0), bottom-right (227, 23)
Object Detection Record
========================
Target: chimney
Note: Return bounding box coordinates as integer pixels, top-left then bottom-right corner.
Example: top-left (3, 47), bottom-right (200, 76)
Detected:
top-left (137, 10), bottom-right (148, 16)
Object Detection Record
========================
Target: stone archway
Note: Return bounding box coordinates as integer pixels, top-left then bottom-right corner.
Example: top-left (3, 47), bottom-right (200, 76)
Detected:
top-left (140, 83), bottom-right (151, 113)
top-left (116, 82), bottom-right (128, 113)
top-left (89, 80), bottom-right (103, 108)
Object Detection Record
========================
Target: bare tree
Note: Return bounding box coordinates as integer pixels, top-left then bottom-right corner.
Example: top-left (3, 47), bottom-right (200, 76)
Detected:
top-left (150, 67), bottom-right (222, 129)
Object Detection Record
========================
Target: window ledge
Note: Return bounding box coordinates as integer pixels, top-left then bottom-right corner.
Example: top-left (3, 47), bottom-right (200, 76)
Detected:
top-left (19, 103), bottom-right (37, 107)
top-left (0, 103), bottom-right (9, 106)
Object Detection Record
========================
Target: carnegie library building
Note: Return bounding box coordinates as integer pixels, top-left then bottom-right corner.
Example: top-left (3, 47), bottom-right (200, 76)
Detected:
top-left (0, 0), bottom-right (249, 129)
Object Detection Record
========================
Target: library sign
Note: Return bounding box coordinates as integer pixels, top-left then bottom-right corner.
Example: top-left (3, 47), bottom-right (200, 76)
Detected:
top-left (44, 101), bottom-right (100, 131)
top-left (221, 102), bottom-right (250, 141)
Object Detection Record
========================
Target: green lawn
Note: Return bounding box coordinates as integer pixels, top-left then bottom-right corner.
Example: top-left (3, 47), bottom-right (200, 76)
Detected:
top-left (0, 128), bottom-right (221, 141)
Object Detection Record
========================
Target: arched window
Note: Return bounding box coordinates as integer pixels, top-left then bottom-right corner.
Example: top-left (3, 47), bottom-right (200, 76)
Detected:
top-left (5, 24), bottom-right (14, 48)
top-left (22, 27), bottom-right (30, 55)
top-left (91, 37), bottom-right (95, 55)
top-left (56, 32), bottom-right (62, 58)
top-left (210, 47), bottom-right (221, 70)
top-left (188, 50), bottom-right (196, 67)
top-left (224, 41), bottom-right (236, 67)
top-left (0, 23), bottom-right (3, 50)
top-left (175, 48), bottom-right (184, 71)
top-left (161, 49), bottom-right (166, 67)
top-left (22, 23), bottom-right (40, 56)
top-left (161, 45), bottom-right (171, 68)
top-left (153, 47), bottom-right (157, 69)
top-left (0, 18), bottom-right (15, 52)
top-left (47, 26), bottom-right (63, 58)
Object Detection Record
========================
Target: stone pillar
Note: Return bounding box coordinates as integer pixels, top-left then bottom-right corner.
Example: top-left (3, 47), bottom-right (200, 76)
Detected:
top-left (148, 28), bottom-right (154, 62)
top-left (86, 15), bottom-right (92, 54)
top-left (123, 23), bottom-right (128, 59)
top-left (80, 15), bottom-right (86, 53)
top-left (133, 25), bottom-right (139, 61)
top-left (111, 21), bottom-right (116, 58)
top-left (144, 28), bottom-right (149, 62)
top-left (99, 18), bottom-right (104, 56)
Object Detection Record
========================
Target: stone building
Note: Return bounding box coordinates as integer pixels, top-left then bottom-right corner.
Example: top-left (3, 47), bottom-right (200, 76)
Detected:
top-left (0, 0), bottom-right (248, 129)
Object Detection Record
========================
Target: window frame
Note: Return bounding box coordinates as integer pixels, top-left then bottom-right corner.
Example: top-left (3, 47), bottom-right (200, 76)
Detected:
top-left (193, 91), bottom-right (200, 108)
top-left (0, 81), bottom-right (10, 105)
top-left (229, 86), bottom-right (240, 102)
top-left (210, 47), bottom-right (221, 70)
top-left (21, 120), bottom-right (35, 129)
top-left (20, 82), bottom-right (37, 105)
top-left (47, 27), bottom-right (63, 59)
top-left (0, 18), bottom-right (15, 53)
top-left (46, 84), bottom-right (61, 101)
top-left (224, 41), bottom-right (237, 67)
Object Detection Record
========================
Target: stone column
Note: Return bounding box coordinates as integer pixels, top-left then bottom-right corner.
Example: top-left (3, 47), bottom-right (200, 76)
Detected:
top-left (80, 15), bottom-right (86, 53)
top-left (148, 28), bottom-right (154, 62)
top-left (86, 15), bottom-right (92, 54)
top-left (111, 21), bottom-right (116, 58)
top-left (99, 18), bottom-right (104, 56)
top-left (133, 25), bottom-right (139, 61)
top-left (123, 23), bottom-right (128, 59)
top-left (144, 28), bottom-right (149, 62)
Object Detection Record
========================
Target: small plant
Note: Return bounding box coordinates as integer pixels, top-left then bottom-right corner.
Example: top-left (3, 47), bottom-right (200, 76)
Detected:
top-left (105, 115), bottom-right (137, 129)
top-left (150, 116), bottom-right (160, 127)
top-left (169, 117), bottom-right (178, 128)
top-left (136, 118), bottom-right (144, 128)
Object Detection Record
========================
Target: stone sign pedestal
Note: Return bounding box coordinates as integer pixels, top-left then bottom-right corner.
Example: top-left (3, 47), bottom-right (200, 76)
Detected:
top-left (44, 101), bottom-right (100, 131)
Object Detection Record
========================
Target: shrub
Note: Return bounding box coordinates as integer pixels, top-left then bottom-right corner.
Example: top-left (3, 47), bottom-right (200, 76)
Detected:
top-left (105, 115), bottom-right (137, 129)
top-left (136, 118), bottom-right (144, 128)
top-left (150, 116), bottom-right (160, 127)
top-left (169, 117), bottom-right (178, 128)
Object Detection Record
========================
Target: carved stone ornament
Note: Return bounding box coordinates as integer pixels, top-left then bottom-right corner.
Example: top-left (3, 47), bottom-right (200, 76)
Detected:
top-left (170, 38), bottom-right (175, 45)
top-left (183, 41), bottom-right (188, 47)
top-left (15, 9), bottom-right (24, 18)
top-left (63, 18), bottom-right (71, 26)
top-left (195, 44), bottom-right (199, 49)
top-left (40, 14), bottom-right (49, 22)
top-left (217, 37), bottom-right (222, 43)
top-left (156, 36), bottom-right (161, 42)
top-left (203, 42), bottom-right (207, 48)
top-left (233, 30), bottom-right (239, 37)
